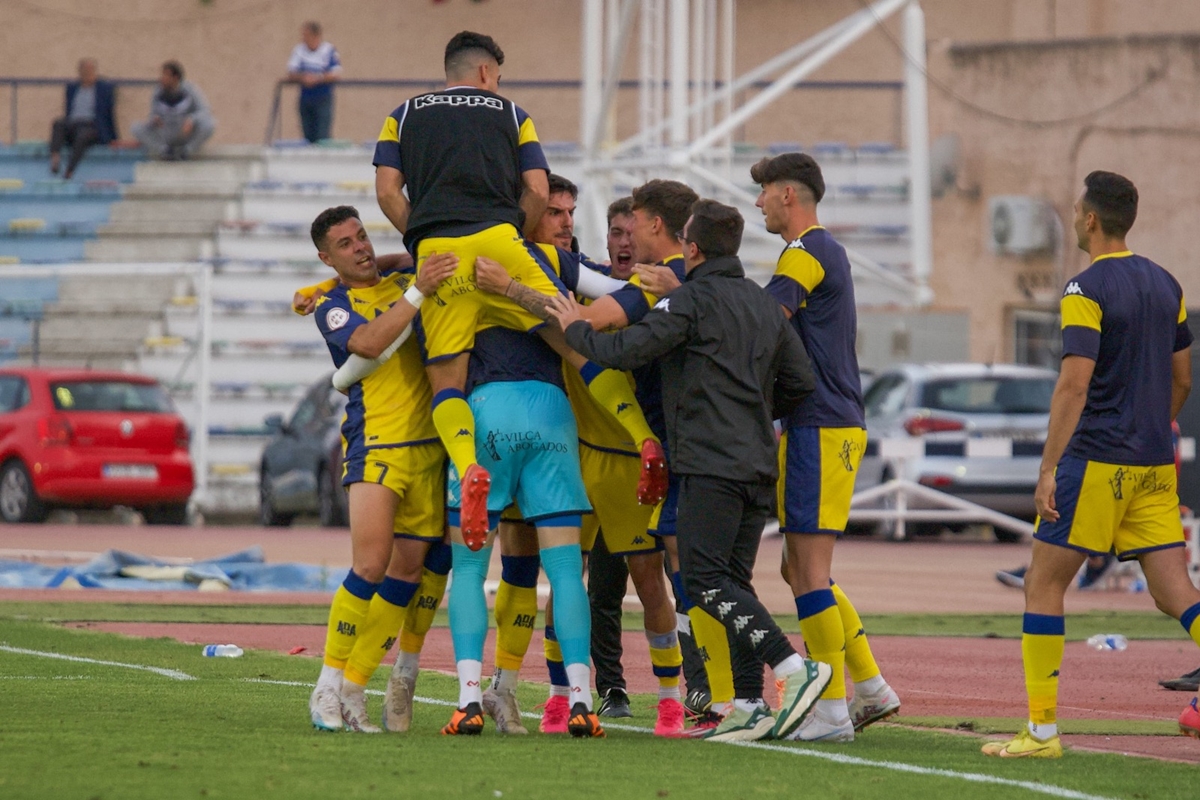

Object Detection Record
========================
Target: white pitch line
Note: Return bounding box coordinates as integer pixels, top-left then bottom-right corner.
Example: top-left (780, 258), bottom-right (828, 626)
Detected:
top-left (242, 679), bottom-right (1114, 799)
top-left (0, 644), bottom-right (196, 681)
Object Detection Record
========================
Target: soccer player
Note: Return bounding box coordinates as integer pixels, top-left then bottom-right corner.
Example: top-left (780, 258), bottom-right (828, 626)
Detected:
top-left (984, 171), bottom-right (1200, 758)
top-left (305, 206), bottom-right (457, 733)
top-left (549, 198), bottom-right (831, 743)
top-left (475, 182), bottom-right (687, 737)
top-left (753, 152), bottom-right (899, 742)
top-left (373, 31), bottom-right (664, 548)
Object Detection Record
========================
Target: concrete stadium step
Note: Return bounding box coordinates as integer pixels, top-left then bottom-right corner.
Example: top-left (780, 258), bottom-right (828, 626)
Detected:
top-left (108, 196), bottom-right (238, 224)
top-left (86, 234), bottom-right (214, 261)
top-left (264, 147), bottom-right (375, 185)
top-left (239, 187), bottom-right (382, 225)
top-left (133, 153), bottom-right (265, 188)
top-left (216, 226), bottom-right (404, 261)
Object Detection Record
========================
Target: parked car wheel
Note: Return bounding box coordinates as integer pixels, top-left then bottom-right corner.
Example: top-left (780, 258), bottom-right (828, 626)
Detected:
top-left (0, 459), bottom-right (48, 523)
top-left (317, 466), bottom-right (346, 527)
top-left (259, 471), bottom-right (294, 527)
top-left (143, 503), bottom-right (189, 525)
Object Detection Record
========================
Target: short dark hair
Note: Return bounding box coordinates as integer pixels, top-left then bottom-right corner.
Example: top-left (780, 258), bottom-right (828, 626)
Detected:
top-left (162, 60), bottom-right (185, 80)
top-left (631, 180), bottom-right (699, 238)
top-left (445, 31), bottom-right (505, 76)
top-left (548, 174), bottom-right (578, 200)
top-left (686, 199), bottom-right (743, 259)
top-left (303, 20), bottom-right (322, 35)
top-left (311, 205), bottom-right (361, 249)
top-left (1082, 170), bottom-right (1138, 237)
top-left (606, 196), bottom-right (633, 225)
top-left (749, 153), bottom-right (825, 203)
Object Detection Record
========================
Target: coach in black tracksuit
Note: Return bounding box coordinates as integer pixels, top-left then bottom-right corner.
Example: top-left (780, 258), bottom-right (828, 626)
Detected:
top-left (549, 199), bottom-right (828, 736)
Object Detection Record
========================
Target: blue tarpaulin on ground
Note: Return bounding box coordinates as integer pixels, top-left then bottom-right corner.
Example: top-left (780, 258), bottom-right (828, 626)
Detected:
top-left (0, 547), bottom-right (343, 591)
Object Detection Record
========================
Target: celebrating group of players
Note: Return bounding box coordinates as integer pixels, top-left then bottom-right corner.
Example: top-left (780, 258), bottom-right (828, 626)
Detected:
top-left (289, 23), bottom-right (1200, 757)
top-left (294, 29), bottom-right (899, 743)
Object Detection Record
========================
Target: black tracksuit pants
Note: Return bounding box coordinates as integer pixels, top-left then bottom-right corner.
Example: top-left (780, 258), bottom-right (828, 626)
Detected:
top-left (587, 531), bottom-right (628, 696)
top-left (676, 474), bottom-right (798, 690)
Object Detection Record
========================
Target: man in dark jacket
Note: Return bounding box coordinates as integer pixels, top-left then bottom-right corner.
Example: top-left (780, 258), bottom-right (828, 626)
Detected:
top-left (49, 58), bottom-right (117, 179)
top-left (547, 198), bottom-right (831, 742)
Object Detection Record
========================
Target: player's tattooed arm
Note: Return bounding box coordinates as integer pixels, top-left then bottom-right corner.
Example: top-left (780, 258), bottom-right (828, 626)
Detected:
top-left (475, 255), bottom-right (555, 321)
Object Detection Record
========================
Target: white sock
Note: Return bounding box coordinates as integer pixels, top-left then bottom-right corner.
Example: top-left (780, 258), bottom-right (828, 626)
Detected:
top-left (395, 650), bottom-right (420, 679)
top-left (566, 663), bottom-right (592, 710)
top-left (733, 698), bottom-right (765, 713)
top-left (816, 698), bottom-right (850, 722)
top-left (854, 675), bottom-right (887, 696)
top-left (550, 684), bottom-right (571, 698)
top-left (659, 684), bottom-right (682, 701)
top-left (772, 653), bottom-right (807, 678)
top-left (317, 665), bottom-right (343, 691)
top-left (457, 659), bottom-right (483, 708)
top-left (712, 700), bottom-right (734, 717)
top-left (1028, 720), bottom-right (1058, 740)
top-left (492, 667), bottom-right (518, 693)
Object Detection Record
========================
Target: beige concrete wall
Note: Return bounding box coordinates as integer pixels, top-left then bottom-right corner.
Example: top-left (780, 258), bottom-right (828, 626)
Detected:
top-left (8, 0), bottom-right (1198, 149)
top-left (927, 33), bottom-right (1200, 362)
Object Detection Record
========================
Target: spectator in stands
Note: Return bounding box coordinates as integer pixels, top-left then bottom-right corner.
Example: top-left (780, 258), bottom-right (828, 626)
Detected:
top-left (287, 21), bottom-right (342, 143)
top-left (49, 58), bottom-right (117, 180)
top-left (131, 61), bottom-right (215, 161)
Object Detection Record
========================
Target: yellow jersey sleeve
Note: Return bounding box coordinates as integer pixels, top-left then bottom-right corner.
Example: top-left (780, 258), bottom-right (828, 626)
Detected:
top-left (293, 277), bottom-right (340, 315)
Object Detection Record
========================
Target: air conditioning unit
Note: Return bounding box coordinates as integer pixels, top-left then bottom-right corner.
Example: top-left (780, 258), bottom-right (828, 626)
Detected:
top-left (987, 196), bottom-right (1054, 255)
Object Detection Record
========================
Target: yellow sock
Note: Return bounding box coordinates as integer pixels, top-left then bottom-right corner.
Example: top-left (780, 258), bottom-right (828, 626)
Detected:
top-left (832, 582), bottom-right (881, 683)
top-left (796, 589), bottom-right (846, 700)
top-left (647, 630), bottom-right (683, 695)
top-left (580, 363), bottom-right (657, 447)
top-left (398, 566), bottom-right (448, 655)
top-left (688, 607), bottom-right (734, 704)
top-left (431, 390), bottom-right (477, 477)
top-left (1022, 613), bottom-right (1064, 725)
top-left (344, 577), bottom-right (418, 686)
top-left (494, 575), bottom-right (538, 670)
top-left (323, 573), bottom-right (377, 669)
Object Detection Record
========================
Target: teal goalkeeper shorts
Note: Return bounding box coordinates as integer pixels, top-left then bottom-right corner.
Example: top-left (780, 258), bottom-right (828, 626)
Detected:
top-left (446, 380), bottom-right (592, 526)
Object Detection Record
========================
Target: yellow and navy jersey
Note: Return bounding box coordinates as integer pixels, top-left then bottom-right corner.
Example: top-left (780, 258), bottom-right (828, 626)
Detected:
top-left (1060, 251), bottom-right (1192, 466)
top-left (372, 87), bottom-right (550, 250)
top-left (599, 253), bottom-right (687, 447)
top-left (313, 267), bottom-right (438, 459)
top-left (765, 226), bottom-right (864, 429)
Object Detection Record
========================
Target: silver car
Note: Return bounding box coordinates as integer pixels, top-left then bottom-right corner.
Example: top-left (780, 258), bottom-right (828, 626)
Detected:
top-left (855, 363), bottom-right (1058, 542)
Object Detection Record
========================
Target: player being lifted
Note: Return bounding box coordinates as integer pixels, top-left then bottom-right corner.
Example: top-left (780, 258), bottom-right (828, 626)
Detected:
top-left (305, 206), bottom-right (457, 734)
top-left (371, 31), bottom-right (665, 549)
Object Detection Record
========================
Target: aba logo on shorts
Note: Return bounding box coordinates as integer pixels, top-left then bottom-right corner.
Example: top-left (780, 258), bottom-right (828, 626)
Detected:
top-left (413, 93), bottom-right (504, 111)
top-left (838, 438), bottom-right (863, 472)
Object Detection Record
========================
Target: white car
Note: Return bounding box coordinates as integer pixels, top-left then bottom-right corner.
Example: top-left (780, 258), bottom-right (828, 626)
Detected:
top-left (855, 363), bottom-right (1058, 542)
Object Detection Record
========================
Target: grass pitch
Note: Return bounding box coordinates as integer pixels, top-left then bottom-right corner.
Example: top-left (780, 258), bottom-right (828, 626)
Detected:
top-left (0, 611), bottom-right (1196, 799)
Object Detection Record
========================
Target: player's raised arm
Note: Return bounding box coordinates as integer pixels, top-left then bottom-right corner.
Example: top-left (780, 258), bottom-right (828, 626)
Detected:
top-left (376, 166), bottom-right (410, 235)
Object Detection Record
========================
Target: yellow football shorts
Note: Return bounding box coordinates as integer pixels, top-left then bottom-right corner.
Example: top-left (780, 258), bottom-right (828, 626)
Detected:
top-left (579, 443), bottom-right (659, 555)
top-left (777, 426), bottom-right (867, 535)
top-left (415, 223), bottom-right (564, 362)
top-left (1034, 455), bottom-right (1184, 561)
top-left (342, 442), bottom-right (446, 541)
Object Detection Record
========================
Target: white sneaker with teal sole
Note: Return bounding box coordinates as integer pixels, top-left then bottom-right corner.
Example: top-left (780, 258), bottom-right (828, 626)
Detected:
top-left (309, 684), bottom-right (343, 732)
top-left (772, 660), bottom-right (833, 740)
top-left (705, 705), bottom-right (776, 742)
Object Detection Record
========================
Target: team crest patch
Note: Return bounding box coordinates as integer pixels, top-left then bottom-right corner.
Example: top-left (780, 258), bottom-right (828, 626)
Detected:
top-left (325, 307), bottom-right (350, 330)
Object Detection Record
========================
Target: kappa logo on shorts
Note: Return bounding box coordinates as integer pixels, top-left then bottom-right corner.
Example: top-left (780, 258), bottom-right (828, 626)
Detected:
top-left (325, 307), bottom-right (350, 331)
top-left (456, 428), bottom-right (472, 437)
top-left (632, 535), bottom-right (646, 545)
top-left (412, 93), bottom-right (504, 111)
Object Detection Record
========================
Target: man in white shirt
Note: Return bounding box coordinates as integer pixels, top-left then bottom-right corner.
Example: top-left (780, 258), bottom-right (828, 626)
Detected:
top-left (287, 21), bottom-right (342, 143)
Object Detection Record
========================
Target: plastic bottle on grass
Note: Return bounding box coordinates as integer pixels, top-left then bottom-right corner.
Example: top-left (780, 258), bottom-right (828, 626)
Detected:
top-left (202, 644), bottom-right (244, 658)
top-left (1086, 634), bottom-right (1127, 652)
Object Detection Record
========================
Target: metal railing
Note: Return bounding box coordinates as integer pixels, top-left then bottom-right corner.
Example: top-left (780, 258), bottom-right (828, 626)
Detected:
top-left (263, 77), bottom-right (904, 145)
top-left (1, 77), bottom-right (159, 145)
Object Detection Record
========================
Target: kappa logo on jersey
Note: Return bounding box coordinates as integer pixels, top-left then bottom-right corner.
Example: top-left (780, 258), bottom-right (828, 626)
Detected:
top-left (653, 298), bottom-right (671, 313)
top-left (786, 237), bottom-right (808, 251)
top-left (325, 307), bottom-right (350, 331)
top-left (1064, 282), bottom-right (1084, 296)
top-left (632, 535), bottom-right (646, 545)
top-left (412, 93), bottom-right (504, 111)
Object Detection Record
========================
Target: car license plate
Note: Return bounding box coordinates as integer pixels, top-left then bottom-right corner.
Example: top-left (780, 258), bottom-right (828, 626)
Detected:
top-left (103, 464), bottom-right (158, 480)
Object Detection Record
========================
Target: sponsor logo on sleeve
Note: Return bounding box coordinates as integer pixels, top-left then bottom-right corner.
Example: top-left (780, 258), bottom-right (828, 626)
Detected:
top-left (1064, 282), bottom-right (1084, 296)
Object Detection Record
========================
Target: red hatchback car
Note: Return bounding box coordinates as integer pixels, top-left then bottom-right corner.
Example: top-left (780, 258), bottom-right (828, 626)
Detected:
top-left (0, 368), bottom-right (194, 524)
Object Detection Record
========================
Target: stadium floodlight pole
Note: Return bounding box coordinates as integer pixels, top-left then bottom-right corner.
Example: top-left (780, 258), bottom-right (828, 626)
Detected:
top-left (683, 0), bottom-right (908, 159)
top-left (668, 0), bottom-right (689, 156)
top-left (904, 0), bottom-right (935, 306)
top-left (585, 0), bottom-right (639, 156)
top-left (612, 3), bottom-right (858, 158)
